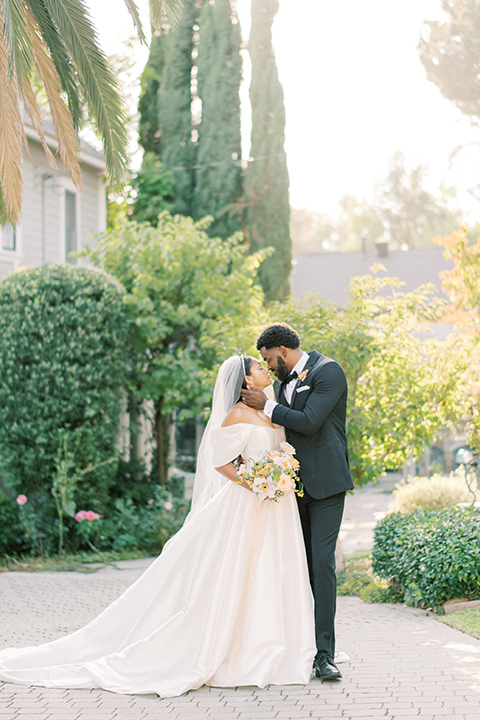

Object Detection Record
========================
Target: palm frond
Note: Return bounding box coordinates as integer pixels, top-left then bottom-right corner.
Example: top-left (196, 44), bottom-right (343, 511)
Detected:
top-left (0, 18), bottom-right (23, 225)
top-left (27, 0), bottom-right (83, 128)
top-left (45, 0), bottom-right (128, 186)
top-left (2, 0), bottom-right (33, 88)
top-left (25, 7), bottom-right (81, 188)
top-left (123, 0), bottom-right (147, 44)
top-left (0, 186), bottom-right (8, 226)
top-left (150, 0), bottom-right (184, 32)
top-left (21, 71), bottom-right (58, 169)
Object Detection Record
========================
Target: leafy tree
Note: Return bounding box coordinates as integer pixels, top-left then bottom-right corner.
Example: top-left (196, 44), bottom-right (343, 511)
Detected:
top-left (0, 265), bottom-right (129, 543)
top-left (419, 0), bottom-right (480, 123)
top-left (378, 152), bottom-right (459, 249)
top-left (271, 268), bottom-right (467, 485)
top-left (245, 0), bottom-right (291, 302)
top-left (291, 154), bottom-right (461, 253)
top-left (335, 195), bottom-right (385, 252)
top-left (130, 152), bottom-right (174, 225)
top-left (290, 202), bottom-right (382, 254)
top-left (290, 208), bottom-right (337, 253)
top-left (0, 0), bottom-right (182, 226)
top-left (80, 212), bottom-right (268, 484)
top-left (193, 0), bottom-right (243, 238)
top-left (434, 227), bottom-right (480, 451)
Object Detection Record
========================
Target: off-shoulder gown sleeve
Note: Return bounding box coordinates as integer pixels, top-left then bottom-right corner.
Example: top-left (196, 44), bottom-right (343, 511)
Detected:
top-left (0, 425), bottom-right (315, 697)
top-left (211, 423), bottom-right (254, 467)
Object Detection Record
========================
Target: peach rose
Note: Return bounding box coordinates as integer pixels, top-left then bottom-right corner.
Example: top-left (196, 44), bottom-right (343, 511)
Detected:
top-left (278, 474), bottom-right (294, 494)
top-left (280, 441), bottom-right (296, 455)
top-left (268, 450), bottom-right (282, 460)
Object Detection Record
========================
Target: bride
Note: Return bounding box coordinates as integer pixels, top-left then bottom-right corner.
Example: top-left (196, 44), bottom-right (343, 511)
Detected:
top-left (0, 355), bottom-right (315, 697)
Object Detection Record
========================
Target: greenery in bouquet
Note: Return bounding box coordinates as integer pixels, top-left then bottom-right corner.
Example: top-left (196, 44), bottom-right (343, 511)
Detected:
top-left (237, 442), bottom-right (303, 501)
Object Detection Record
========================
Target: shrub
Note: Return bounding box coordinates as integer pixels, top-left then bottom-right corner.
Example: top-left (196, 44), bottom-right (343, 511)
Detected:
top-left (0, 265), bottom-right (130, 522)
top-left (0, 490), bottom-right (22, 556)
top-left (392, 467), bottom-right (478, 513)
top-left (75, 486), bottom-right (191, 555)
top-left (372, 507), bottom-right (480, 609)
top-left (337, 554), bottom-right (400, 604)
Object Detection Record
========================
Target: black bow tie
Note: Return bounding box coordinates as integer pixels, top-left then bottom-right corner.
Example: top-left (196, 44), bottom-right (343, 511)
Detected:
top-left (283, 370), bottom-right (298, 384)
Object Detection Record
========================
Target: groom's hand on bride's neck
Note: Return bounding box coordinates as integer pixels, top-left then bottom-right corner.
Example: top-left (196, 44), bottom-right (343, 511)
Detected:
top-left (241, 388), bottom-right (267, 410)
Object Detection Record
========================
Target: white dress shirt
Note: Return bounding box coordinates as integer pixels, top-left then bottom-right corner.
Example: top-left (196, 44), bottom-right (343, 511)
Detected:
top-left (264, 351), bottom-right (309, 418)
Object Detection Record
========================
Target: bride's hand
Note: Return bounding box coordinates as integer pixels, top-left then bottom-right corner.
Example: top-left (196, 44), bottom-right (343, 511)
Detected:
top-left (215, 460), bottom-right (255, 493)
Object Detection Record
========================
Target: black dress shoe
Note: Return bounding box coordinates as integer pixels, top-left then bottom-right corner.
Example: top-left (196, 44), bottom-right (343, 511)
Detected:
top-left (314, 655), bottom-right (342, 681)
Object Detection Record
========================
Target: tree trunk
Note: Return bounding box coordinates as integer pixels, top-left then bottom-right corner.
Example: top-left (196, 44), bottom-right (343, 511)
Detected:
top-left (154, 397), bottom-right (171, 485)
top-left (127, 393), bottom-right (141, 466)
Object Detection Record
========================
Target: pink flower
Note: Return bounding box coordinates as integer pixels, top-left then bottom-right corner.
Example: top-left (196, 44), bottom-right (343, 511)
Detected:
top-left (148, 498), bottom-right (154, 505)
top-left (16, 494), bottom-right (28, 506)
top-left (75, 510), bottom-right (100, 522)
top-left (164, 501), bottom-right (173, 510)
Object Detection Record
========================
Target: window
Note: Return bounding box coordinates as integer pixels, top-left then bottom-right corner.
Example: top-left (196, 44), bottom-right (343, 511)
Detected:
top-left (65, 189), bottom-right (78, 263)
top-left (1, 222), bottom-right (16, 252)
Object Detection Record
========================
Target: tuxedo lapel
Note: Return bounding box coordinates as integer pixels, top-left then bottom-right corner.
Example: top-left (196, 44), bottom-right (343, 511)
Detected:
top-left (291, 351), bottom-right (320, 407)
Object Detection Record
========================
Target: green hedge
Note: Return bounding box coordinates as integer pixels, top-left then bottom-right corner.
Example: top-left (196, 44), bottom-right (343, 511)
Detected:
top-left (0, 265), bottom-right (130, 536)
top-left (372, 506), bottom-right (480, 609)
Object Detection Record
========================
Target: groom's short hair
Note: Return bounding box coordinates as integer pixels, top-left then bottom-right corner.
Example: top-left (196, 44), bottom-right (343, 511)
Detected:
top-left (256, 323), bottom-right (300, 350)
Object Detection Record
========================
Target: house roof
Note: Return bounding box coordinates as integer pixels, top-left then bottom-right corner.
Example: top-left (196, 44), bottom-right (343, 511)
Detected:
top-left (291, 247), bottom-right (454, 307)
top-left (23, 114), bottom-right (106, 171)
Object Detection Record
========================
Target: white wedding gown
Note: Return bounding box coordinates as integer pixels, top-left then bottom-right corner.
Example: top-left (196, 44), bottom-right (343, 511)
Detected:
top-left (0, 424), bottom-right (315, 697)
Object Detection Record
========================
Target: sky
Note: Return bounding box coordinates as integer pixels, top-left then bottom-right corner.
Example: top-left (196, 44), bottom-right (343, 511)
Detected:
top-left (87, 0), bottom-right (480, 223)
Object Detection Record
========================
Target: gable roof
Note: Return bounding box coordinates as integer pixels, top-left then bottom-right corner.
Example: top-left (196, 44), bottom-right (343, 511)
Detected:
top-left (23, 114), bottom-right (106, 171)
top-left (291, 247), bottom-right (454, 307)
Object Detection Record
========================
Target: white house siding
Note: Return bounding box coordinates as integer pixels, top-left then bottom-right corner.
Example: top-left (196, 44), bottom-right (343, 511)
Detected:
top-left (79, 161), bottom-right (106, 252)
top-left (0, 135), bottom-right (106, 280)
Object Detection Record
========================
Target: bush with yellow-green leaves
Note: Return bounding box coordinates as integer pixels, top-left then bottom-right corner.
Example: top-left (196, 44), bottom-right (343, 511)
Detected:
top-left (392, 467), bottom-right (478, 514)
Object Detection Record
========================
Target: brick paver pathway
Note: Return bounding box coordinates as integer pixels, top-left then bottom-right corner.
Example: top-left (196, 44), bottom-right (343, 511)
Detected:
top-left (1, 561), bottom-right (479, 720)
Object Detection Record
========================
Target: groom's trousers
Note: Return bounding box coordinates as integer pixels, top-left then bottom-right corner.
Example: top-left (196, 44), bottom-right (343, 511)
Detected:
top-left (296, 488), bottom-right (346, 660)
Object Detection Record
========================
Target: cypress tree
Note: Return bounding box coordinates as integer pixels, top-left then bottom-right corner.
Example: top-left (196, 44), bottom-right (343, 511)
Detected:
top-left (138, 33), bottom-right (168, 156)
top-left (158, 0), bottom-right (198, 216)
top-left (245, 0), bottom-right (291, 301)
top-left (194, 0), bottom-right (243, 238)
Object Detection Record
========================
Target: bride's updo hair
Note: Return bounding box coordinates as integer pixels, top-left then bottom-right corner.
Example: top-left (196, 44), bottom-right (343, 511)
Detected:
top-left (209, 355), bottom-right (257, 419)
top-left (237, 355), bottom-right (254, 402)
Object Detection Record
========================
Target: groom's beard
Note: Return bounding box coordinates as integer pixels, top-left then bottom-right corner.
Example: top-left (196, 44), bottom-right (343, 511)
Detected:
top-left (276, 356), bottom-right (289, 382)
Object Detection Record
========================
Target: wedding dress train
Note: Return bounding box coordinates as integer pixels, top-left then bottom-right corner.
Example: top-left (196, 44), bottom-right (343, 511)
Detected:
top-left (0, 424), bottom-right (316, 697)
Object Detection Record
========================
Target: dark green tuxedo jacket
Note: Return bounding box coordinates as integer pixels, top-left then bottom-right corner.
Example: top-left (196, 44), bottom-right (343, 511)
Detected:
top-left (272, 350), bottom-right (354, 500)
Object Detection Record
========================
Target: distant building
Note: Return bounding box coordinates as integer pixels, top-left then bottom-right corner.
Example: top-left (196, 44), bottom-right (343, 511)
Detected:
top-left (291, 245), bottom-right (455, 341)
top-left (292, 246), bottom-right (453, 306)
top-left (0, 119), bottom-right (106, 280)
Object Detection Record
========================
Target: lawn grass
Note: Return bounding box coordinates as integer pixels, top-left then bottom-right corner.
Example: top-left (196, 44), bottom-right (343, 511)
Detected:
top-left (0, 549), bottom-right (150, 573)
top-left (439, 606), bottom-right (480, 640)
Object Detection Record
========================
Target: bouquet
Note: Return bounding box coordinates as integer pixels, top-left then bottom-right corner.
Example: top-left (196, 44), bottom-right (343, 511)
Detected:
top-left (236, 441), bottom-right (303, 501)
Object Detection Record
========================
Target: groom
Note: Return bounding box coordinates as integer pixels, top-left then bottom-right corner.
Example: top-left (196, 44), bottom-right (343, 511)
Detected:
top-left (241, 322), bottom-right (354, 681)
